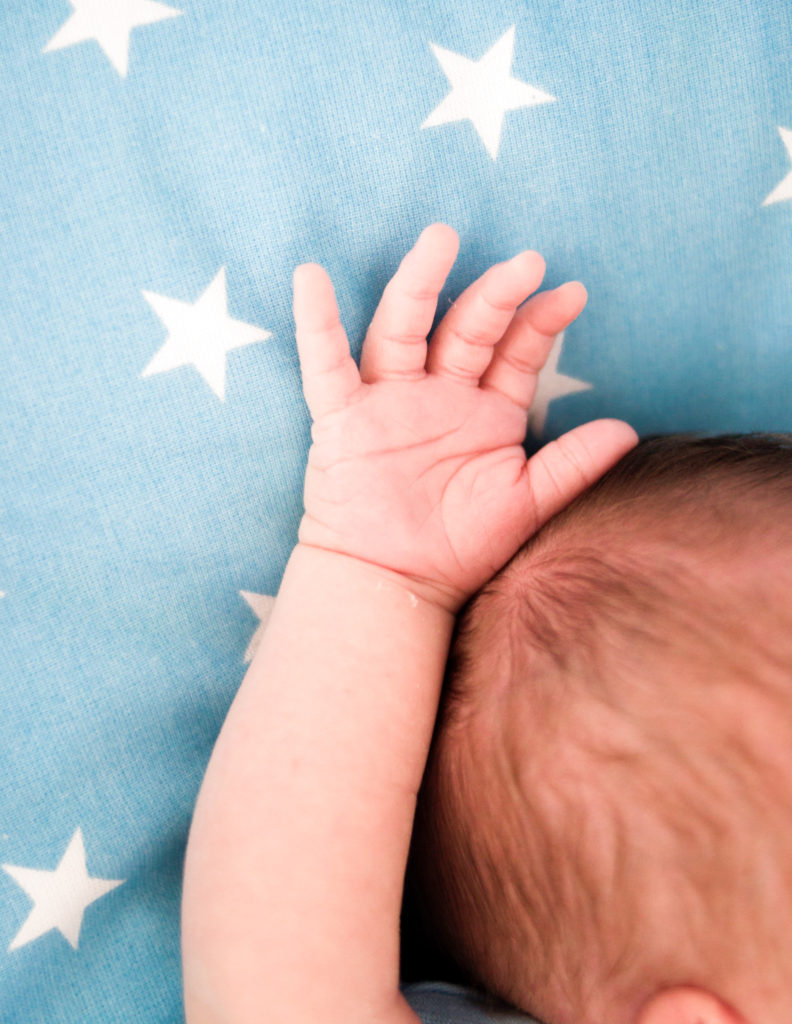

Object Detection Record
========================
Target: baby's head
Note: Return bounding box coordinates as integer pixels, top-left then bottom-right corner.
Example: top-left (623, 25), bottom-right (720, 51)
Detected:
top-left (408, 433), bottom-right (792, 1024)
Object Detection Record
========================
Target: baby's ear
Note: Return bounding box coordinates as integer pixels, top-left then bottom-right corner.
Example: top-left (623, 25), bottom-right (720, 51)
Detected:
top-left (636, 987), bottom-right (746, 1024)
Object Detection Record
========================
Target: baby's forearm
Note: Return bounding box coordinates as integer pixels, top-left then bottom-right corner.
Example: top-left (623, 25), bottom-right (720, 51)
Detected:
top-left (181, 543), bottom-right (455, 1024)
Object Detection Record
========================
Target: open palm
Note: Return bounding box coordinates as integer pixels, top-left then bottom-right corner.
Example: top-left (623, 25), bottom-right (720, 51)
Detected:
top-left (293, 224), bottom-right (637, 611)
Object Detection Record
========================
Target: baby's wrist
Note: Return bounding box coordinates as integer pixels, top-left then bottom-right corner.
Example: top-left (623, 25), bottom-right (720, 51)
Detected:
top-left (291, 542), bottom-right (465, 616)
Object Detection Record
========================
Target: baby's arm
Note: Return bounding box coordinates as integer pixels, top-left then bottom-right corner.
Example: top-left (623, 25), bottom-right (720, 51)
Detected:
top-left (180, 224), bottom-right (638, 1024)
top-left (182, 545), bottom-right (454, 1024)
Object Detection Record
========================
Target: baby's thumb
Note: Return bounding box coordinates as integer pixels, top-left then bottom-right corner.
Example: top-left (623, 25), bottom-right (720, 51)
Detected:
top-left (525, 419), bottom-right (639, 531)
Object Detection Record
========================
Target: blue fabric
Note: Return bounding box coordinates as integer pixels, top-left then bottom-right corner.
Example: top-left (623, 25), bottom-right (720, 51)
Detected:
top-left (1, 2), bottom-right (791, 1021)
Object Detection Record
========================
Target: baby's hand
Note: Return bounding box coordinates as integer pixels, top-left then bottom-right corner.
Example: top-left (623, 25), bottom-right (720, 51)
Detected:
top-left (293, 224), bottom-right (637, 612)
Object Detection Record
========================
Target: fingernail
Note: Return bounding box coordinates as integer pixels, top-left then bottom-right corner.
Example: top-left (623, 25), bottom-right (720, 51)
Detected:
top-left (509, 250), bottom-right (545, 274)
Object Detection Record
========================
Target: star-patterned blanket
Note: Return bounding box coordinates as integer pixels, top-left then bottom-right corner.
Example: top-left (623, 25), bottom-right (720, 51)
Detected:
top-left (1, 3), bottom-right (791, 1022)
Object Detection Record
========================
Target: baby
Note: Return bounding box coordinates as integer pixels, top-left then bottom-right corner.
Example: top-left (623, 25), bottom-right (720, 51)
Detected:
top-left (180, 223), bottom-right (792, 1024)
top-left (405, 429), bottom-right (792, 1024)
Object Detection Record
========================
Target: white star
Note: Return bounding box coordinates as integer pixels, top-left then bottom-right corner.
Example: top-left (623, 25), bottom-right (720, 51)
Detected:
top-left (422, 25), bottom-right (555, 160)
top-left (141, 268), bottom-right (273, 400)
top-left (43, 0), bottom-right (181, 79)
top-left (240, 590), bottom-right (277, 664)
top-left (763, 126), bottom-right (792, 206)
top-left (2, 828), bottom-right (124, 951)
top-left (527, 330), bottom-right (592, 439)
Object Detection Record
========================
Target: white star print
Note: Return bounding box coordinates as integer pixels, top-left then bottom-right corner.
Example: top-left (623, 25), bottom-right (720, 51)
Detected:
top-left (141, 268), bottom-right (273, 400)
top-left (240, 590), bottom-right (277, 664)
top-left (762, 126), bottom-right (792, 206)
top-left (422, 25), bottom-right (556, 160)
top-left (43, 0), bottom-right (182, 79)
top-left (2, 828), bottom-right (124, 951)
top-left (527, 330), bottom-right (592, 438)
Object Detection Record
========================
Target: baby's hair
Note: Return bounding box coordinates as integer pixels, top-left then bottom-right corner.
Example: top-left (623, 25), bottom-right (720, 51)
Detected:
top-left (405, 432), bottom-right (792, 1024)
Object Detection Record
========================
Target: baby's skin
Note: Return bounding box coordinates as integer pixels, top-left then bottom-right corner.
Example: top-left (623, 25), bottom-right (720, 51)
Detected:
top-left (181, 225), bottom-right (744, 1023)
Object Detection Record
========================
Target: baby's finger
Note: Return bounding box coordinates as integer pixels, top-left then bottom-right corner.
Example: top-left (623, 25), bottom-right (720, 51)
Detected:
top-left (479, 282), bottom-right (588, 409)
top-left (360, 223), bottom-right (459, 383)
top-left (425, 250), bottom-right (546, 385)
top-left (293, 263), bottom-right (362, 421)
top-left (525, 418), bottom-right (640, 532)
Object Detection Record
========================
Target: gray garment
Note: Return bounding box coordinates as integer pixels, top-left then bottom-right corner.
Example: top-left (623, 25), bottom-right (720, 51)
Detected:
top-left (401, 982), bottom-right (544, 1024)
